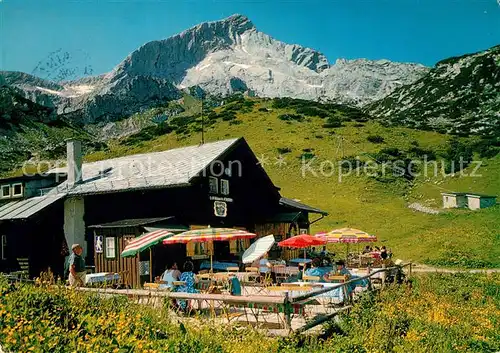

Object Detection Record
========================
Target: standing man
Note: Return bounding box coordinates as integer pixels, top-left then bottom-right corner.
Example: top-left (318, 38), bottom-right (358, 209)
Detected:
top-left (68, 244), bottom-right (86, 287)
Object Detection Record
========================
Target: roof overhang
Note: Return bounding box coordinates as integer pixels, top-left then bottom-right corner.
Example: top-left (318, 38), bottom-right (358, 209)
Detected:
top-left (279, 197), bottom-right (328, 216)
top-left (89, 216), bottom-right (175, 229)
top-left (264, 212), bottom-right (303, 223)
top-left (0, 193), bottom-right (65, 221)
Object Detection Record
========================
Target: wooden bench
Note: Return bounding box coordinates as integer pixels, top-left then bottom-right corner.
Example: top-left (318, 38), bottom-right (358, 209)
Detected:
top-left (327, 275), bottom-right (349, 283)
top-left (303, 275), bottom-right (321, 282)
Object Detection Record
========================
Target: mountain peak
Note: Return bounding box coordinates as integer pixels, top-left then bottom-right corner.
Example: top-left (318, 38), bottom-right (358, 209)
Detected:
top-left (188, 13), bottom-right (255, 37)
top-left (223, 13), bottom-right (253, 27)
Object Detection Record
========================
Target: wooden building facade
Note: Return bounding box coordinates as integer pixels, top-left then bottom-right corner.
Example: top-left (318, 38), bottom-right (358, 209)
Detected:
top-left (0, 137), bottom-right (327, 284)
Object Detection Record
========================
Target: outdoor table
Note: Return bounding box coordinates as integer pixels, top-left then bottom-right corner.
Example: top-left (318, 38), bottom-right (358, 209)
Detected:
top-left (232, 271), bottom-right (259, 282)
top-left (272, 266), bottom-right (300, 275)
top-left (172, 281), bottom-right (186, 288)
top-left (85, 272), bottom-right (120, 285)
top-left (289, 258), bottom-right (312, 265)
top-left (286, 282), bottom-right (348, 302)
top-left (350, 267), bottom-right (394, 280)
top-left (199, 261), bottom-right (239, 272)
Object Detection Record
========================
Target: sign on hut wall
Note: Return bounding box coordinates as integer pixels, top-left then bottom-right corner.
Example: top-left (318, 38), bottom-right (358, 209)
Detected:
top-left (214, 201), bottom-right (227, 217)
top-left (95, 235), bottom-right (103, 253)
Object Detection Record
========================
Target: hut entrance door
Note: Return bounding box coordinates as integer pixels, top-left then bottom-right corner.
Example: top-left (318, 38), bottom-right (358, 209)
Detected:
top-left (120, 235), bottom-right (137, 287)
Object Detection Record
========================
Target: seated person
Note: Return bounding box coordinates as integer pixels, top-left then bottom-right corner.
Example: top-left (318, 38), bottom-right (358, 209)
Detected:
top-left (228, 274), bottom-right (242, 296)
top-left (335, 260), bottom-right (350, 275)
top-left (258, 255), bottom-right (272, 275)
top-left (362, 245), bottom-right (371, 254)
top-left (323, 260), bottom-right (350, 283)
top-left (380, 246), bottom-right (388, 260)
top-left (159, 262), bottom-right (181, 289)
top-left (176, 261), bottom-right (199, 311)
top-left (304, 258), bottom-right (330, 282)
top-left (319, 246), bottom-right (329, 257)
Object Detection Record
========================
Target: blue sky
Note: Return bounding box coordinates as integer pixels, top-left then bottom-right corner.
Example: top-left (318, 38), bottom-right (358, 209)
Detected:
top-left (1, 0), bottom-right (499, 79)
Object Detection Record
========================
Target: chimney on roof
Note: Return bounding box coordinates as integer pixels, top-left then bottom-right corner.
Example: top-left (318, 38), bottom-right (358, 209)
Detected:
top-left (67, 140), bottom-right (83, 187)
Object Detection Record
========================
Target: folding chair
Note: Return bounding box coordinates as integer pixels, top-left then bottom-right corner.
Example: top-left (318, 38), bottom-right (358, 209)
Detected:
top-left (226, 266), bottom-right (239, 273)
top-left (273, 264), bottom-right (287, 284)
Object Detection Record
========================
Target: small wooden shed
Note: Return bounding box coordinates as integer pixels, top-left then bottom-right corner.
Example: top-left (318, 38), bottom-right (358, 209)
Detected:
top-left (89, 217), bottom-right (188, 288)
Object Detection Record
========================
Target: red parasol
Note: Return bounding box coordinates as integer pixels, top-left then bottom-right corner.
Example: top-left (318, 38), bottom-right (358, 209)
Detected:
top-left (278, 234), bottom-right (326, 249)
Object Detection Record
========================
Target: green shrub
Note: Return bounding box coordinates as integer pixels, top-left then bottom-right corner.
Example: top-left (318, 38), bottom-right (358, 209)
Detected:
top-left (473, 137), bottom-right (500, 158)
top-left (442, 138), bottom-right (473, 173)
top-left (322, 116), bottom-right (342, 128)
top-left (367, 135), bottom-right (385, 144)
top-left (295, 106), bottom-right (329, 118)
top-left (278, 114), bottom-right (304, 122)
top-left (408, 146), bottom-right (437, 160)
top-left (299, 152), bottom-right (315, 160)
top-left (220, 111), bottom-right (237, 121)
top-left (277, 147), bottom-right (292, 154)
top-left (379, 147), bottom-right (402, 158)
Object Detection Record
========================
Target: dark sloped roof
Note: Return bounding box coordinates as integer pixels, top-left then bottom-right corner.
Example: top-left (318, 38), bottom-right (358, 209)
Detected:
top-left (279, 197), bottom-right (328, 215)
top-left (89, 217), bottom-right (174, 229)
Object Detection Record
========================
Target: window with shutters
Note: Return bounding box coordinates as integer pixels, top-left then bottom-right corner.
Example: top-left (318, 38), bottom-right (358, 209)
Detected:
top-left (12, 183), bottom-right (23, 198)
top-left (1, 185), bottom-right (11, 199)
top-left (220, 179), bottom-right (229, 195)
top-left (208, 176), bottom-right (218, 194)
top-left (105, 237), bottom-right (116, 259)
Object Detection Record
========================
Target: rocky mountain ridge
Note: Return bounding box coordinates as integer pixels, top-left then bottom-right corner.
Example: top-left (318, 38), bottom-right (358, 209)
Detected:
top-left (368, 45), bottom-right (500, 136)
top-left (1, 14), bottom-right (428, 123)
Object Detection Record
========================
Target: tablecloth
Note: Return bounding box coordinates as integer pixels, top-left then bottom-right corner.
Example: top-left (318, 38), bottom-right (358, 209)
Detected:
top-left (85, 272), bottom-right (120, 284)
top-left (199, 261), bottom-right (239, 271)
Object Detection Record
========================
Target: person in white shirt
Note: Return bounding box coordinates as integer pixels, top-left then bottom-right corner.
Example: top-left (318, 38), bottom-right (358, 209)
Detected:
top-left (259, 257), bottom-right (272, 274)
top-left (159, 262), bottom-right (181, 289)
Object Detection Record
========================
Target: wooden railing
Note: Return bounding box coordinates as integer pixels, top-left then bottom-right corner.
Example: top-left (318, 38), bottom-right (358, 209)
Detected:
top-left (75, 264), bottom-right (411, 334)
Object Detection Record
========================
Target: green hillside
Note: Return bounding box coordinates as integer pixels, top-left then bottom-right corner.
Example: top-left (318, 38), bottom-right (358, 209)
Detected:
top-left (78, 97), bottom-right (500, 267)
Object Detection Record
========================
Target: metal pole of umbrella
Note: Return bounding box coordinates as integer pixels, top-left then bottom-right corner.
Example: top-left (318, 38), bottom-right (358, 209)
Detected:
top-left (149, 248), bottom-right (153, 283)
top-left (210, 241), bottom-right (213, 273)
top-left (137, 253), bottom-right (140, 288)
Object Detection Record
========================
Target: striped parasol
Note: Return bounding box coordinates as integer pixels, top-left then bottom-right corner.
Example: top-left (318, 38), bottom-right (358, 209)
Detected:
top-left (163, 228), bottom-right (256, 272)
top-left (316, 228), bottom-right (377, 243)
top-left (121, 229), bottom-right (174, 258)
top-left (162, 228), bottom-right (256, 244)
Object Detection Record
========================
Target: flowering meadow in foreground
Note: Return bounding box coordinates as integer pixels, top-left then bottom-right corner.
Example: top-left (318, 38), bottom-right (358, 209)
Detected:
top-left (0, 273), bottom-right (498, 353)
